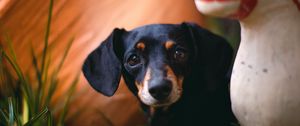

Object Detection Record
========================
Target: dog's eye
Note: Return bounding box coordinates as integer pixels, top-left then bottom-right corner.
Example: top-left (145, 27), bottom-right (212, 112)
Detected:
top-left (127, 54), bottom-right (141, 66)
top-left (174, 48), bottom-right (186, 61)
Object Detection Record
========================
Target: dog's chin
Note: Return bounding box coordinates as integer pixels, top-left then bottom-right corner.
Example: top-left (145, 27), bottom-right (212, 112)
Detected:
top-left (140, 95), bottom-right (181, 108)
top-left (150, 101), bottom-right (175, 108)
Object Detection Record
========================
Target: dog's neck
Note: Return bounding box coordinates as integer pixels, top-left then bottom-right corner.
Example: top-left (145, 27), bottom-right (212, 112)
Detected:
top-left (141, 104), bottom-right (171, 126)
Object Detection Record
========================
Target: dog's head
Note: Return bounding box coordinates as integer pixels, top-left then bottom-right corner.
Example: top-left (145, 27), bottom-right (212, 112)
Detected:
top-left (82, 23), bottom-right (232, 107)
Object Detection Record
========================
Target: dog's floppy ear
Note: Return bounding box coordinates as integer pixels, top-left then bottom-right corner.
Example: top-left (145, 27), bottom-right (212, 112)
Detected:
top-left (82, 28), bottom-right (125, 96)
top-left (182, 23), bottom-right (236, 123)
top-left (181, 22), bottom-right (233, 78)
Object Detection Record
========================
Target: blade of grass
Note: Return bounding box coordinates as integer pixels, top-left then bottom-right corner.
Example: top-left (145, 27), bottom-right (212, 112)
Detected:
top-left (41, 0), bottom-right (54, 77)
top-left (43, 50), bottom-right (51, 86)
top-left (44, 38), bottom-right (74, 107)
top-left (40, 49), bottom-right (52, 106)
top-left (22, 76), bottom-right (35, 118)
top-left (47, 110), bottom-right (53, 126)
top-left (4, 34), bottom-right (17, 62)
top-left (11, 97), bottom-right (22, 126)
top-left (2, 50), bottom-right (28, 95)
top-left (23, 107), bottom-right (49, 126)
top-left (44, 75), bottom-right (58, 107)
top-left (2, 46), bottom-right (33, 107)
top-left (0, 48), bottom-right (5, 94)
top-left (2, 47), bottom-right (35, 123)
top-left (59, 86), bottom-right (89, 122)
top-left (2, 51), bottom-right (29, 100)
top-left (22, 97), bottom-right (29, 125)
top-left (3, 53), bottom-right (32, 111)
top-left (55, 37), bottom-right (74, 74)
top-left (30, 45), bottom-right (43, 112)
top-left (0, 109), bottom-right (9, 124)
top-left (40, 0), bottom-right (54, 109)
top-left (43, 43), bottom-right (52, 82)
top-left (0, 0), bottom-right (78, 125)
top-left (8, 97), bottom-right (14, 126)
top-left (57, 72), bottom-right (79, 125)
top-left (0, 46), bottom-right (3, 61)
top-left (2, 46), bottom-right (24, 82)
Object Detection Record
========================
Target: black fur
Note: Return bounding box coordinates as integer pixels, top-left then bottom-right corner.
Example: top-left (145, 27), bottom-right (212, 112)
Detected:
top-left (82, 22), bottom-right (236, 126)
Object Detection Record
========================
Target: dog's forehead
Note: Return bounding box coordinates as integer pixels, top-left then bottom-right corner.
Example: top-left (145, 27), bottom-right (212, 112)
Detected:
top-left (123, 24), bottom-right (183, 47)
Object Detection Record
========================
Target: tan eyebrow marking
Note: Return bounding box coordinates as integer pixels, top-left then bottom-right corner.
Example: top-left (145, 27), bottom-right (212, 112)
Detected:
top-left (165, 41), bottom-right (175, 50)
top-left (136, 42), bottom-right (145, 50)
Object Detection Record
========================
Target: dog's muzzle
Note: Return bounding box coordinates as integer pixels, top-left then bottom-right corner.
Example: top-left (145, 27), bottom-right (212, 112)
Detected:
top-left (138, 67), bottom-right (182, 107)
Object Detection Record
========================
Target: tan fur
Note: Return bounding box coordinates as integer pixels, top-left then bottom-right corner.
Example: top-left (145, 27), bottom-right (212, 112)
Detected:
top-left (137, 66), bottom-right (183, 106)
top-left (138, 68), bottom-right (152, 103)
top-left (135, 81), bottom-right (143, 91)
top-left (136, 42), bottom-right (146, 51)
top-left (165, 65), bottom-right (183, 91)
top-left (164, 41), bottom-right (175, 50)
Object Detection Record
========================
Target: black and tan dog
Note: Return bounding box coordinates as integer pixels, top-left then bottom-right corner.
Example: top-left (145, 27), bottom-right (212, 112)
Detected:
top-left (82, 23), bottom-right (236, 126)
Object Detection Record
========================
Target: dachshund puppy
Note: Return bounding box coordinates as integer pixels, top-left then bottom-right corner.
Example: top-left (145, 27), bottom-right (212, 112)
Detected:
top-left (82, 23), bottom-right (236, 126)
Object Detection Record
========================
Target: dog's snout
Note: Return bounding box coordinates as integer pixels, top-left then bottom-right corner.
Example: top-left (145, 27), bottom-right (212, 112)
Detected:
top-left (148, 80), bottom-right (172, 100)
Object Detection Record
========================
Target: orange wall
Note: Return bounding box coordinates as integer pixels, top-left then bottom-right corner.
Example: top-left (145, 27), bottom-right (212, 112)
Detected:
top-left (0, 0), bottom-right (204, 125)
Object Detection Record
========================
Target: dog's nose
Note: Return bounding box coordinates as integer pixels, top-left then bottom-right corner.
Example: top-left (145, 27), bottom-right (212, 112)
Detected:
top-left (148, 80), bottom-right (172, 100)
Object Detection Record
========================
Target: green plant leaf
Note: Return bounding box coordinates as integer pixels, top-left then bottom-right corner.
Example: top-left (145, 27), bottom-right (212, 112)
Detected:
top-left (44, 75), bottom-right (58, 107)
top-left (44, 37), bottom-right (74, 107)
top-left (41, 0), bottom-right (54, 77)
top-left (0, 0), bottom-right (80, 125)
top-left (40, 50), bottom-right (52, 108)
top-left (8, 97), bottom-right (14, 126)
top-left (2, 48), bottom-right (24, 82)
top-left (22, 75), bottom-right (35, 117)
top-left (11, 97), bottom-right (22, 126)
top-left (4, 34), bottom-right (17, 63)
top-left (24, 107), bottom-right (49, 126)
top-left (47, 110), bottom-right (53, 126)
top-left (29, 45), bottom-right (43, 111)
top-left (0, 108), bottom-right (9, 124)
top-left (22, 97), bottom-right (29, 125)
top-left (57, 71), bottom-right (79, 125)
top-left (56, 37), bottom-right (74, 74)
top-left (40, 0), bottom-right (55, 110)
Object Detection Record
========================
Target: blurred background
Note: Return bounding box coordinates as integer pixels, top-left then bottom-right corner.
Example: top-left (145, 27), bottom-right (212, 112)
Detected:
top-left (0, 0), bottom-right (240, 125)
